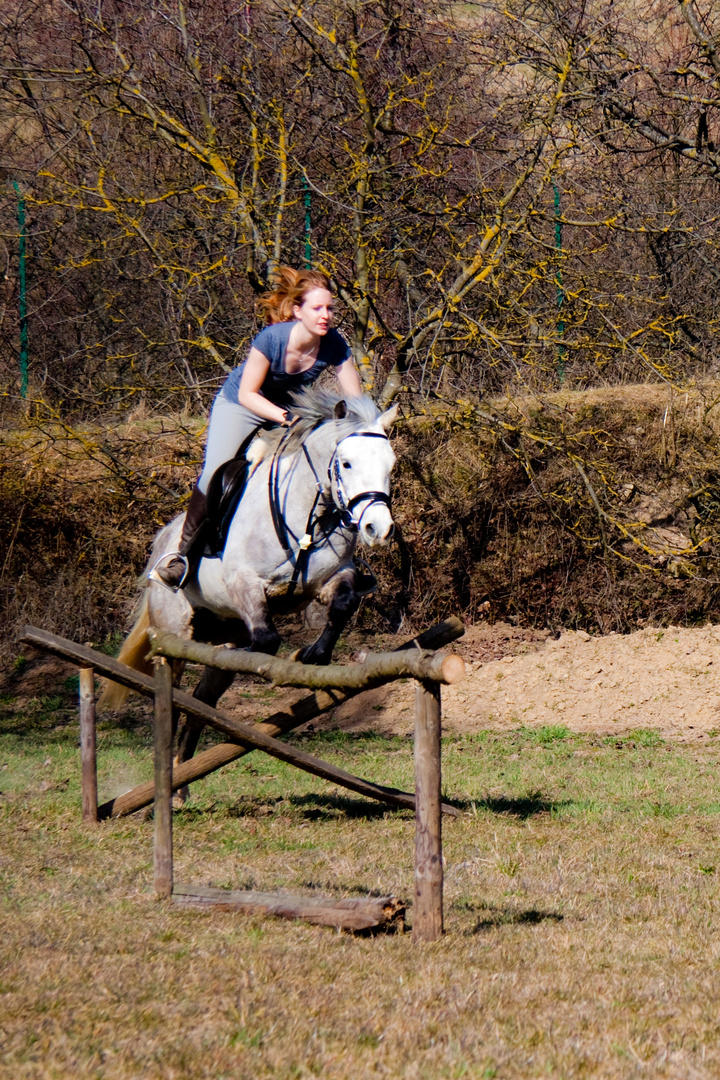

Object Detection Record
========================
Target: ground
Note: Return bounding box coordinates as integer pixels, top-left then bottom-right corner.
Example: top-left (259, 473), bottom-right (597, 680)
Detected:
top-left (5, 620), bottom-right (720, 1079)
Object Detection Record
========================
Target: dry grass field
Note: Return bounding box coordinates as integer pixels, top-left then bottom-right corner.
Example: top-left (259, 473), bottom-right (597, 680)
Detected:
top-left (3, 657), bottom-right (720, 1080)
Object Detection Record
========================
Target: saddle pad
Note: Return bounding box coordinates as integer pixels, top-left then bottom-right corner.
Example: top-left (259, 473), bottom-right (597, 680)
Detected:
top-left (202, 455), bottom-right (251, 558)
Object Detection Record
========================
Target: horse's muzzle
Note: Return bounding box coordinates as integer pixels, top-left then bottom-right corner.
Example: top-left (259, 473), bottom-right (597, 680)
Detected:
top-left (360, 516), bottom-right (395, 547)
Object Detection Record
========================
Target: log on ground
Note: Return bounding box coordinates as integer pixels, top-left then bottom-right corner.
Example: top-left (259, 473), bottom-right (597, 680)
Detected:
top-left (172, 885), bottom-right (406, 932)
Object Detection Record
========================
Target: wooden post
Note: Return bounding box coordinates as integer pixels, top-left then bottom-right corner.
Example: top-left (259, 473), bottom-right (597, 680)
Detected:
top-left (153, 657), bottom-right (174, 898)
top-left (79, 667), bottom-right (98, 823)
top-left (413, 679), bottom-right (443, 942)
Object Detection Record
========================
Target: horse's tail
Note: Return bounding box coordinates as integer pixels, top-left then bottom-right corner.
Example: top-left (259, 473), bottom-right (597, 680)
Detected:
top-left (97, 591), bottom-right (152, 712)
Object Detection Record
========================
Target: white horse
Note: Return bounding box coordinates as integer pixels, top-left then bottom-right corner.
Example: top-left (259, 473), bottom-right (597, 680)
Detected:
top-left (101, 389), bottom-right (397, 764)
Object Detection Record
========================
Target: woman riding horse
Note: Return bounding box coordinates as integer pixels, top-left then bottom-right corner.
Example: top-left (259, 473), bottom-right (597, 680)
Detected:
top-left (151, 267), bottom-right (363, 589)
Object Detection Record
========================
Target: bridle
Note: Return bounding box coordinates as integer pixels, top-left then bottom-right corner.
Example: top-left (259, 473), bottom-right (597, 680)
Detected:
top-left (268, 426), bottom-right (392, 594)
top-left (328, 432), bottom-right (392, 530)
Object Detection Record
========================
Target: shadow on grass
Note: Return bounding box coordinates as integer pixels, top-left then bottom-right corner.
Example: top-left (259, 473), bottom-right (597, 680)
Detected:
top-left (289, 730), bottom-right (407, 751)
top-left (0, 695), bottom-right (74, 738)
top-left (182, 791), bottom-right (566, 824)
top-left (288, 792), bottom-right (409, 820)
top-left (0, 692), bottom-right (152, 740)
top-left (472, 908), bottom-right (564, 933)
top-left (179, 791), bottom-right (412, 822)
top-left (465, 792), bottom-right (573, 819)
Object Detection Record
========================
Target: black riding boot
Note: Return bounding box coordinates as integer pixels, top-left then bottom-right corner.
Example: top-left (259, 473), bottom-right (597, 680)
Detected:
top-left (149, 485), bottom-right (208, 589)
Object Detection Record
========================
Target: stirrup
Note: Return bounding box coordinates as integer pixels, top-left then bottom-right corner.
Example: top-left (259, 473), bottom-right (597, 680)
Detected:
top-left (148, 551), bottom-right (190, 591)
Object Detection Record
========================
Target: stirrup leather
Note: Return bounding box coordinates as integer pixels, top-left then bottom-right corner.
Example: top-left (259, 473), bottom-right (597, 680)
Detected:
top-left (148, 550), bottom-right (190, 590)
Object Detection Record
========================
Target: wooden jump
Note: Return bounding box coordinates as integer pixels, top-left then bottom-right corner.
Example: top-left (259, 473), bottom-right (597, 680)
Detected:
top-left (21, 617), bottom-right (466, 941)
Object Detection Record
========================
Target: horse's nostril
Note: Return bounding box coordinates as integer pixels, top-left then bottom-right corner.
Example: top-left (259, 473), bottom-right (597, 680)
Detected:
top-left (365, 522), bottom-right (376, 537)
top-left (386, 522), bottom-right (395, 539)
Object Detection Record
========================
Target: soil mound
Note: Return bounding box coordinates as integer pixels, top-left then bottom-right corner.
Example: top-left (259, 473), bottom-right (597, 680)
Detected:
top-left (301, 621), bottom-right (720, 740)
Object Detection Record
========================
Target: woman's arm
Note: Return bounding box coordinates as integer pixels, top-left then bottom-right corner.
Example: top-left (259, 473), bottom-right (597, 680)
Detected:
top-left (335, 358), bottom-right (363, 398)
top-left (237, 347), bottom-right (290, 423)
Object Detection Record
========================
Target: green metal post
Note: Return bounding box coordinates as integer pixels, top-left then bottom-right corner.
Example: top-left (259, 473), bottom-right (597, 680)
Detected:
top-left (553, 181), bottom-right (565, 384)
top-left (13, 181), bottom-right (29, 399)
top-left (302, 175), bottom-right (312, 269)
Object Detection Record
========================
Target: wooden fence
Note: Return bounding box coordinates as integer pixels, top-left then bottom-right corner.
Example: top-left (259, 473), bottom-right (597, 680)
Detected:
top-left (21, 617), bottom-right (466, 941)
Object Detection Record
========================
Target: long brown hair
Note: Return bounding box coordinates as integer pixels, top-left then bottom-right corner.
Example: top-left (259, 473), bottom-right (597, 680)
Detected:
top-left (256, 266), bottom-right (331, 325)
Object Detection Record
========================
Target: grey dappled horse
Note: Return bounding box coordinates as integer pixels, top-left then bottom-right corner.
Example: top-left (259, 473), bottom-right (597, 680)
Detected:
top-left (101, 389), bottom-right (398, 767)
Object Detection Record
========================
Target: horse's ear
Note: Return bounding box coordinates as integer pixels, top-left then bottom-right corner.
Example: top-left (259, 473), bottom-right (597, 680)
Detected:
top-left (379, 402), bottom-right (399, 431)
top-left (334, 400), bottom-right (348, 420)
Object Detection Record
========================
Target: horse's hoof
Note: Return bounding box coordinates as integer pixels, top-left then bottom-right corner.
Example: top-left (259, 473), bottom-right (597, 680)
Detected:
top-left (172, 787), bottom-right (189, 810)
top-left (296, 646), bottom-right (330, 666)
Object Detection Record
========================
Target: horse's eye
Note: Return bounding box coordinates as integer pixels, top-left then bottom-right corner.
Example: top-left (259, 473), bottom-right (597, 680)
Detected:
top-left (342, 461), bottom-right (352, 470)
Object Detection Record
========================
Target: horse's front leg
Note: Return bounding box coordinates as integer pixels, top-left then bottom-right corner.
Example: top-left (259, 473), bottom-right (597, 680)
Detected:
top-left (224, 568), bottom-right (282, 656)
top-left (296, 565), bottom-right (360, 666)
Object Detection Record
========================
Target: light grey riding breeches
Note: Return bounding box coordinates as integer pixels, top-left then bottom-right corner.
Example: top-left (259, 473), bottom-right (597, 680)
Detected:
top-left (197, 392), bottom-right (264, 494)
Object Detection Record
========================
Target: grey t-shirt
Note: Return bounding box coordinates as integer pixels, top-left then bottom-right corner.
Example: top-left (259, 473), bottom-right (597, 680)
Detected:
top-left (222, 321), bottom-right (351, 406)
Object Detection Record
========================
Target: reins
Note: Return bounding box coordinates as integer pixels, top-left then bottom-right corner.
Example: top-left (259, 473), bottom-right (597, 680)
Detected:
top-left (268, 425), bottom-right (391, 595)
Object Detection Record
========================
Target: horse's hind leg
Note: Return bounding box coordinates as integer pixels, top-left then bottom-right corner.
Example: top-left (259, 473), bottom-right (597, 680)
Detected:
top-left (176, 664), bottom-right (236, 765)
top-left (170, 659), bottom-right (186, 737)
top-left (296, 566), bottom-right (359, 666)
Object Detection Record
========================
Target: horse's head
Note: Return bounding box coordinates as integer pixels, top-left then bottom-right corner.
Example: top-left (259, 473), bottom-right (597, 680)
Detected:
top-left (330, 400), bottom-right (398, 547)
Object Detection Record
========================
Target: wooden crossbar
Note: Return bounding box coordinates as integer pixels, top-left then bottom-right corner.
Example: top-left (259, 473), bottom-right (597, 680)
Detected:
top-left (21, 617), bottom-right (461, 943)
top-left (146, 627), bottom-right (465, 687)
top-left (20, 621), bottom-right (464, 823)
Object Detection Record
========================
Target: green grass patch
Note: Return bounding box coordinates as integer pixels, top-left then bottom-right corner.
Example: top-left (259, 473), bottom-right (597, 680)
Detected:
top-left (520, 723), bottom-right (571, 746)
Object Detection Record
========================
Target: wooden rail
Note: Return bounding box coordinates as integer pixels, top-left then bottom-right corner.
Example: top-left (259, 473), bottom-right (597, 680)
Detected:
top-left (79, 667), bottom-right (98, 824)
top-left (104, 617), bottom-right (464, 818)
top-left (146, 626), bottom-right (465, 687)
top-left (153, 657), bottom-right (173, 899)
top-left (414, 680), bottom-right (444, 941)
top-left (22, 616), bottom-right (465, 941)
top-left (21, 620), bottom-right (464, 822)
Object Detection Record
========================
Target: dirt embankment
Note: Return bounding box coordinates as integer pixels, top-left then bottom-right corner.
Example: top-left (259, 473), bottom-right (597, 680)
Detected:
top-left (298, 621), bottom-right (720, 741)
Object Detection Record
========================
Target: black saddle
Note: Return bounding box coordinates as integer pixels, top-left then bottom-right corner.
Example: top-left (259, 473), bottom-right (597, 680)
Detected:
top-left (202, 431), bottom-right (258, 558)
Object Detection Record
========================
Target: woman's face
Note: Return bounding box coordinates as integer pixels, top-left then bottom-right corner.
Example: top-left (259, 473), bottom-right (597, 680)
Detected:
top-left (293, 287), bottom-right (334, 337)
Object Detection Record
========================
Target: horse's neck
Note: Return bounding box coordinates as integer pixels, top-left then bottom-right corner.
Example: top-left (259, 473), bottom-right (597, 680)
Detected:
top-left (286, 423), bottom-right (336, 492)
top-left (266, 423), bottom-right (337, 528)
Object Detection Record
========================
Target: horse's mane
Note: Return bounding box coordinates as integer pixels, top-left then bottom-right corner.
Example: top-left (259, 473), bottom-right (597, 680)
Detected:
top-left (250, 388), bottom-right (381, 461)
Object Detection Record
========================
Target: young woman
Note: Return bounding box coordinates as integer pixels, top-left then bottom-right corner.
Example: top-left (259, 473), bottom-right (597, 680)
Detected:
top-left (151, 267), bottom-right (363, 588)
